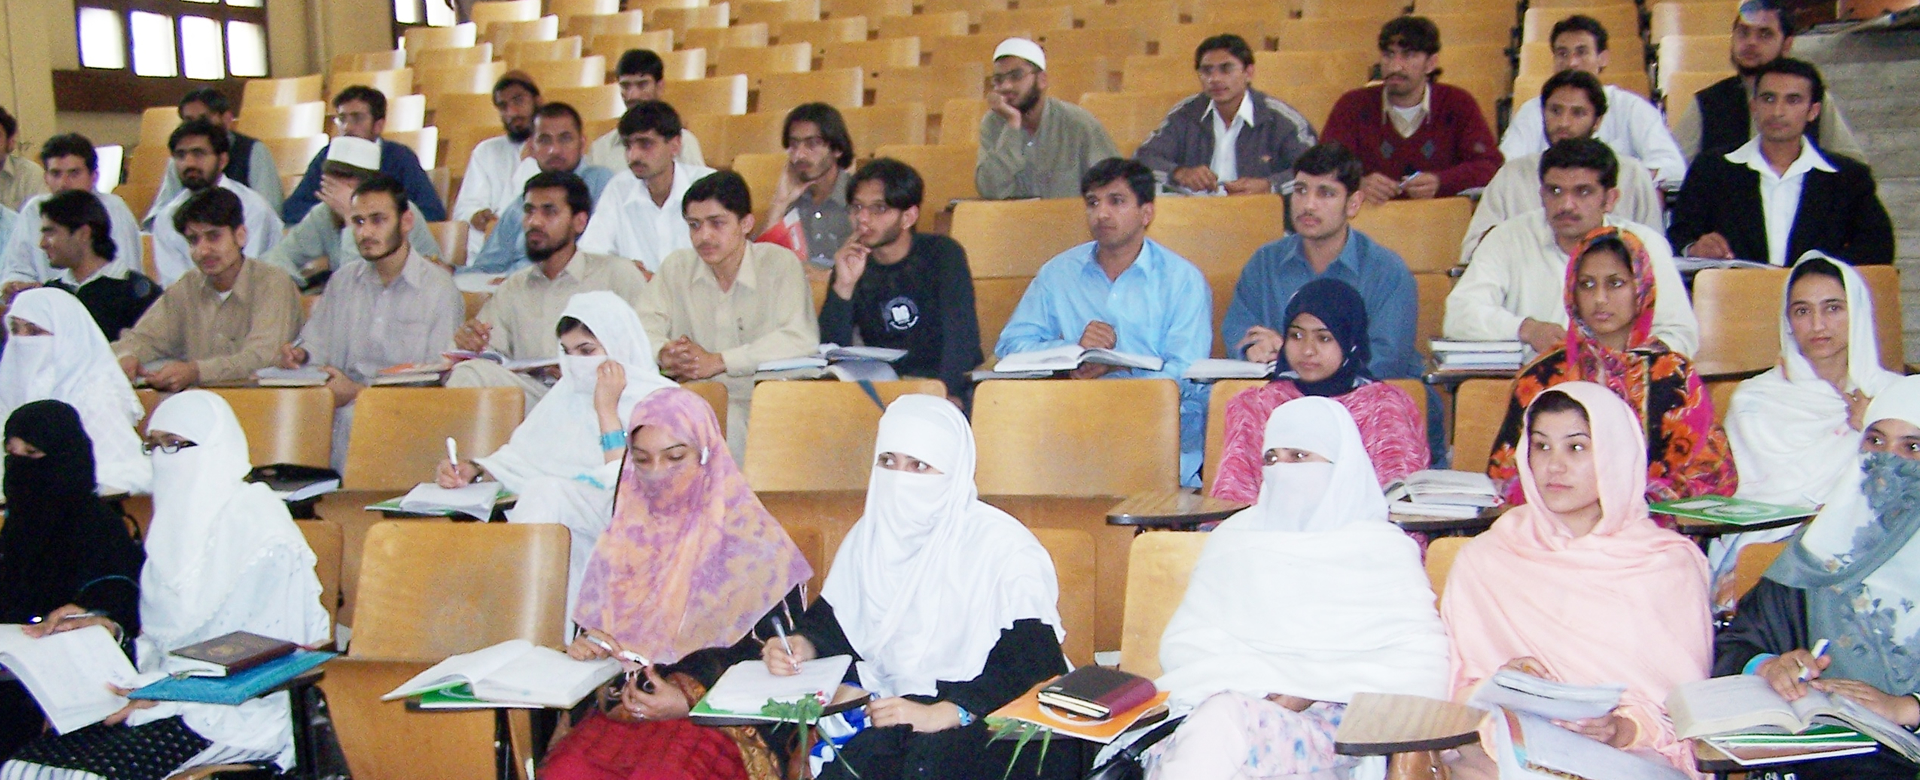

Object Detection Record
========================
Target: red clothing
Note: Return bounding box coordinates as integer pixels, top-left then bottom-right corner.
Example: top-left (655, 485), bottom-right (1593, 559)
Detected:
top-left (1211, 379), bottom-right (1430, 504)
top-left (541, 714), bottom-right (753, 780)
top-left (1319, 82), bottom-right (1502, 197)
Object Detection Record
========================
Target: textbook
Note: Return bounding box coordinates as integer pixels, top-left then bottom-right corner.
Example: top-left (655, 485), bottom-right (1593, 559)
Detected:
top-left (757, 345), bottom-right (911, 373)
top-left (441, 350), bottom-right (560, 373)
top-left (1673, 257), bottom-right (1773, 274)
top-left (1649, 496), bottom-right (1817, 527)
top-left (989, 677), bottom-right (1170, 744)
top-left (0, 625), bottom-right (138, 733)
top-left (383, 639), bottom-right (620, 709)
top-left (993, 345), bottom-right (1163, 374)
top-left (1036, 666), bottom-right (1157, 719)
top-left (1668, 674), bottom-right (1920, 762)
top-left (1490, 707), bottom-right (1689, 780)
top-left (130, 650), bottom-right (335, 706)
top-left (688, 655), bottom-right (854, 722)
top-left (369, 482), bottom-right (512, 521)
top-left (1466, 669), bottom-right (1625, 721)
top-left (246, 464), bottom-right (341, 503)
top-left (1182, 359), bottom-right (1274, 381)
top-left (1385, 470), bottom-right (1502, 509)
top-left (1703, 724), bottom-right (1879, 767)
top-left (1429, 340), bottom-right (1526, 371)
top-left (169, 631), bottom-right (299, 677)
top-left (369, 363), bottom-right (447, 386)
top-left (255, 367), bottom-right (329, 387)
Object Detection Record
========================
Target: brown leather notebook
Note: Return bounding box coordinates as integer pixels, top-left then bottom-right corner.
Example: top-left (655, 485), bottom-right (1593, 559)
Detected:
top-left (171, 631), bottom-right (298, 675)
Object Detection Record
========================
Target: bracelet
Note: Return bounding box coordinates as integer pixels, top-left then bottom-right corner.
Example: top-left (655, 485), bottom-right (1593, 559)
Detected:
top-left (599, 430), bottom-right (625, 452)
top-left (1743, 653), bottom-right (1778, 676)
top-left (954, 705), bottom-right (975, 727)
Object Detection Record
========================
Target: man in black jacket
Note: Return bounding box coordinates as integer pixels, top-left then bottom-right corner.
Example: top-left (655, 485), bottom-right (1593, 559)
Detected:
top-left (1668, 58), bottom-right (1892, 266)
top-left (1670, 0), bottom-right (1865, 165)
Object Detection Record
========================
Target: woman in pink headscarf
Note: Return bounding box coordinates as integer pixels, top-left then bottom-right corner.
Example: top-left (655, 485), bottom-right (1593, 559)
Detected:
top-left (1442, 381), bottom-right (1712, 776)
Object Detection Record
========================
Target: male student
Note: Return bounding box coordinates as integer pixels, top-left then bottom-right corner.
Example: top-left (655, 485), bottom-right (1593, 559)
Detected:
top-left (451, 72), bottom-right (541, 253)
top-left (147, 88), bottom-right (284, 223)
top-left (1669, 58), bottom-right (1892, 267)
top-left (465, 103), bottom-right (616, 274)
top-left (976, 37), bottom-right (1121, 200)
top-left (1321, 16), bottom-right (1502, 203)
top-left (261, 135), bottom-right (441, 283)
top-left (995, 158), bottom-right (1211, 484)
top-left (819, 158), bottom-right (981, 408)
top-left (578, 100), bottom-right (717, 272)
top-left (1463, 70), bottom-right (1663, 263)
top-left (282, 85), bottom-right (448, 223)
top-left (275, 175), bottom-right (464, 471)
top-left (0, 134), bottom-right (144, 289)
top-left (1134, 34), bottom-right (1319, 196)
top-left (1498, 15), bottom-right (1685, 183)
top-left (0, 106), bottom-right (46, 211)
top-left (1223, 142), bottom-right (1419, 380)
top-left (637, 170), bottom-right (818, 457)
top-left (113, 188), bottom-right (303, 391)
top-left (1673, 0), bottom-right (1864, 164)
top-left (448, 170), bottom-right (649, 407)
top-left (587, 49), bottom-right (706, 171)
top-left (150, 119), bottom-right (283, 287)
top-left (760, 103), bottom-right (854, 269)
top-left (1446, 138), bottom-right (1698, 356)
top-left (39, 189), bottom-right (160, 341)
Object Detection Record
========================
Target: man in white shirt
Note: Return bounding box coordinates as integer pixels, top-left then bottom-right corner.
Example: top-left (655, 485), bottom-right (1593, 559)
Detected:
top-left (0, 134), bottom-right (143, 290)
top-left (1498, 14), bottom-right (1686, 183)
top-left (450, 72), bottom-right (541, 254)
top-left (145, 88), bottom-right (284, 225)
top-left (577, 100), bottom-right (716, 272)
top-left (151, 119), bottom-right (284, 287)
top-left (587, 50), bottom-right (706, 172)
top-left (1446, 137), bottom-right (1698, 357)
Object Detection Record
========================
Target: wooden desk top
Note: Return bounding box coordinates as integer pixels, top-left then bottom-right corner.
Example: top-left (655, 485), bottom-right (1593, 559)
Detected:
top-left (1334, 692), bottom-right (1485, 755)
top-left (1106, 490), bottom-right (1248, 527)
top-left (1423, 368), bottom-right (1519, 388)
top-left (1391, 506), bottom-right (1504, 535)
top-left (1674, 514), bottom-right (1809, 537)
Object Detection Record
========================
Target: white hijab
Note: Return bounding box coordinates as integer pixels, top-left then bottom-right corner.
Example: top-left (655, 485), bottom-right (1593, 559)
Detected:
top-left (821, 394), bottom-right (1063, 699)
top-left (475, 291), bottom-right (676, 493)
top-left (0, 287), bottom-right (150, 493)
top-left (1155, 397), bottom-right (1451, 710)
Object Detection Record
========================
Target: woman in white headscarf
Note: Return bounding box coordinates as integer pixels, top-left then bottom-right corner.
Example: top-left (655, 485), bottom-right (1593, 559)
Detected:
top-left (1145, 397), bottom-right (1450, 780)
top-left (434, 291), bottom-right (676, 622)
top-left (0, 287), bottom-right (149, 493)
top-left (761, 394), bottom-right (1083, 780)
top-left (1, 391), bottom-right (330, 780)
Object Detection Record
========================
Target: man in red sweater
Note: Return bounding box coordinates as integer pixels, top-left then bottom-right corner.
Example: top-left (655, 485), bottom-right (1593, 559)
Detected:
top-left (1321, 16), bottom-right (1503, 204)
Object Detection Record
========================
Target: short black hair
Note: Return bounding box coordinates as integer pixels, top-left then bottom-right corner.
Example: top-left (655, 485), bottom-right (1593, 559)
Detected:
top-left (1538, 137), bottom-right (1619, 189)
top-left (524, 169), bottom-right (595, 217)
top-left (1526, 388), bottom-right (1590, 430)
top-left (179, 87), bottom-right (233, 116)
top-left (1753, 57), bottom-right (1825, 104)
top-left (1550, 14), bottom-right (1610, 53)
top-left (1541, 69), bottom-right (1608, 119)
top-left (0, 106), bottom-right (15, 141)
top-left (169, 118), bottom-right (232, 157)
top-left (1379, 16), bottom-right (1441, 55)
top-left (617, 49), bottom-right (665, 81)
top-left (1194, 34), bottom-right (1255, 69)
top-left (848, 157), bottom-right (924, 210)
top-left (1080, 157), bottom-right (1155, 204)
top-left (333, 85), bottom-right (388, 121)
top-left (683, 170), bottom-right (753, 219)
top-left (1737, 0), bottom-right (1796, 37)
top-left (535, 101), bottom-right (584, 134)
top-left (1292, 141), bottom-right (1364, 196)
top-left (494, 72), bottom-right (541, 99)
top-left (618, 100), bottom-right (682, 139)
top-left (40, 189), bottom-right (116, 261)
top-left (352, 173), bottom-right (410, 215)
top-left (783, 103), bottom-right (854, 170)
top-left (38, 134), bottom-right (98, 172)
top-left (172, 186), bottom-right (245, 233)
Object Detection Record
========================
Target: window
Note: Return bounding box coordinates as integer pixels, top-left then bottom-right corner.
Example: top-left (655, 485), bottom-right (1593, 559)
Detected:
top-left (76, 0), bottom-right (269, 79)
top-left (394, 0), bottom-right (457, 30)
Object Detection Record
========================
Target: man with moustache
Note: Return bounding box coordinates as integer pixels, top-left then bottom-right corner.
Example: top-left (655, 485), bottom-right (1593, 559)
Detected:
top-left (453, 73), bottom-right (542, 254)
top-left (465, 102), bottom-right (616, 273)
top-left (150, 119), bottom-right (283, 287)
top-left (760, 103), bottom-right (856, 270)
top-left (1672, 0), bottom-right (1864, 165)
top-left (260, 135), bottom-right (441, 283)
top-left (587, 49), bottom-right (707, 171)
top-left (146, 88), bottom-right (283, 221)
top-left (578, 100), bottom-right (716, 272)
top-left (976, 37), bottom-right (1120, 200)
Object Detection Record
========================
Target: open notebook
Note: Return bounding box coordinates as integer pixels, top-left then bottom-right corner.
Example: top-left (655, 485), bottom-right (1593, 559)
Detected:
top-left (0, 625), bottom-right (138, 733)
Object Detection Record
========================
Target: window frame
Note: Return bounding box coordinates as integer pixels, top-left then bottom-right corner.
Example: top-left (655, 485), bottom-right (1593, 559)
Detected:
top-left (56, 0), bottom-right (269, 112)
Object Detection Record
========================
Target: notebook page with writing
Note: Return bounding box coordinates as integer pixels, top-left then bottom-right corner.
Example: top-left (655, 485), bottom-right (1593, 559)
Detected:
top-left (0, 625), bottom-right (139, 733)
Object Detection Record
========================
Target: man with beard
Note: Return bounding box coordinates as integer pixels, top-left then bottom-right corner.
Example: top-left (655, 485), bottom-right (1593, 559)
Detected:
top-left (578, 100), bottom-right (716, 272)
top-left (760, 103), bottom-right (855, 270)
top-left (1135, 34), bottom-right (1318, 196)
top-left (260, 136), bottom-right (440, 283)
top-left (453, 73), bottom-right (542, 253)
top-left (447, 171), bottom-right (648, 406)
top-left (1321, 16), bottom-right (1501, 204)
top-left (146, 88), bottom-right (283, 223)
top-left (818, 158), bottom-right (981, 409)
top-left (150, 119), bottom-right (283, 287)
top-left (465, 103), bottom-right (615, 274)
top-left (976, 37), bottom-right (1120, 199)
top-left (1445, 138), bottom-right (1697, 357)
top-left (273, 175), bottom-right (462, 470)
top-left (587, 49), bottom-right (706, 171)
top-left (1673, 0), bottom-right (1864, 165)
top-left (1498, 16), bottom-right (1684, 184)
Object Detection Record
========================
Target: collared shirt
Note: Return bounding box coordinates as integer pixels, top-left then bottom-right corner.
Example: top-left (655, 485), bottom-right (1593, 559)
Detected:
top-left (976, 97), bottom-right (1122, 199)
top-left (0, 154), bottom-right (47, 212)
top-left (588, 127), bottom-right (707, 172)
top-left (0, 191), bottom-right (144, 286)
top-left (258, 201), bottom-right (443, 280)
top-left (1206, 93), bottom-right (1257, 182)
top-left (1221, 227), bottom-right (1421, 379)
top-left (1499, 86), bottom-right (1688, 183)
top-left (1460, 151), bottom-right (1665, 264)
top-left (788, 170), bottom-right (852, 268)
top-left (152, 177), bottom-right (285, 287)
top-left (111, 258), bottom-right (304, 383)
top-left (298, 249), bottom-right (464, 383)
top-left (452, 134), bottom-right (530, 252)
top-left (464, 163), bottom-right (616, 274)
top-left (468, 250), bottom-right (649, 360)
top-left (1724, 136), bottom-right (1837, 266)
top-left (148, 131), bottom-right (284, 224)
top-left (1383, 84), bottom-right (1431, 139)
top-left (577, 161), bottom-right (718, 272)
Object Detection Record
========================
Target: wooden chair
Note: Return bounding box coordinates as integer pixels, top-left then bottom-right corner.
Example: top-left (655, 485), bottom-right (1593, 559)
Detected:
top-left (822, 37), bottom-right (922, 74)
top-left (1451, 378), bottom-right (1511, 473)
top-left (1077, 90), bottom-right (1190, 155)
top-left (1692, 267), bottom-right (1789, 376)
top-left (386, 127), bottom-right (440, 169)
top-left (1041, 57), bottom-right (1119, 101)
top-left (712, 42), bottom-right (813, 83)
top-left (632, 0), bottom-right (709, 10)
top-left (1032, 527), bottom-right (1098, 667)
top-left (921, 0), bottom-right (1011, 21)
top-left (979, 6), bottom-right (1075, 38)
top-left (937, 97), bottom-right (985, 145)
top-left (743, 379), bottom-right (948, 491)
top-left (650, 4), bottom-right (732, 30)
top-left (296, 519), bottom-right (345, 635)
top-left (327, 69), bottom-right (415, 104)
top-left (1707, 377), bottom-right (1738, 427)
top-left (425, 220), bottom-right (469, 267)
top-left (1116, 531), bottom-right (1207, 677)
top-left (484, 16), bottom-right (563, 48)
top-left (500, 35), bottom-right (582, 67)
top-left (1201, 379), bottom-right (1266, 494)
top-left (1725, 541), bottom-right (1787, 607)
top-left (1414, 273), bottom-right (1451, 362)
top-left (340, 387), bottom-right (525, 491)
top-left (522, 55), bottom-right (608, 88)
top-left (973, 276), bottom-right (1030, 355)
top-left (877, 11), bottom-right (970, 40)
top-left (139, 106), bottom-right (182, 146)
top-left (586, 30), bottom-right (675, 60)
top-left (235, 101), bottom-right (327, 140)
top-left (1663, 70), bottom-right (1733, 125)
top-left (1650, 1), bottom-right (1737, 42)
top-left (1657, 34), bottom-right (1731, 92)
top-left (112, 182), bottom-right (159, 220)
top-left (550, 0), bottom-right (620, 17)
top-left (565, 9), bottom-right (647, 37)
top-left (538, 85), bottom-right (620, 124)
top-left (843, 101), bottom-right (927, 150)
top-left (826, 0), bottom-right (914, 24)
top-left (731, 152), bottom-right (788, 213)
top-left (1522, 4), bottom-right (1640, 44)
top-left (872, 63), bottom-right (986, 117)
top-left (403, 22), bottom-right (478, 52)
top-left (1075, 0), bottom-right (1180, 34)
top-left (683, 381), bottom-right (730, 434)
top-left (439, 123), bottom-right (501, 178)
top-left (720, 110), bottom-right (790, 163)
top-left (924, 34), bottom-right (1008, 69)
top-left (1250, 49), bottom-right (1376, 90)
top-left (780, 16), bottom-right (870, 47)
top-left (1121, 54), bottom-right (1199, 95)
top-left (683, 22), bottom-right (772, 50)
top-left (206, 388), bottom-right (336, 468)
top-left (1155, 26), bottom-right (1272, 72)
top-left (1273, 17), bottom-right (1387, 51)
top-left (417, 62), bottom-right (511, 106)
top-left (662, 48), bottom-right (710, 81)
top-left (952, 197), bottom-right (1087, 278)
top-left (737, 0), bottom-right (822, 26)
top-left (1146, 194), bottom-right (1285, 277)
top-left (973, 379), bottom-right (1182, 496)
top-left (759, 67), bottom-right (864, 114)
top-left (1860, 264), bottom-right (1905, 372)
top-left (408, 43), bottom-right (493, 71)
top-left (873, 142), bottom-right (979, 208)
top-left (241, 74), bottom-right (325, 109)
top-left (255, 134), bottom-right (323, 179)
top-left (662, 74), bottom-right (751, 115)
top-left (125, 144), bottom-right (171, 188)
top-left (1349, 197), bottom-right (1475, 274)
top-left (1425, 535), bottom-right (1470, 599)
top-left (384, 94), bottom-right (429, 133)
top-left (471, 0), bottom-right (543, 30)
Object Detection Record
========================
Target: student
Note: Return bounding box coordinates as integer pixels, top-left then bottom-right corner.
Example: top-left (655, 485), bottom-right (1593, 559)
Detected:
top-left (1498, 15), bottom-right (1685, 183)
top-left (1149, 398), bottom-right (1449, 778)
top-left (995, 158), bottom-right (1211, 483)
top-left (762, 395), bottom-right (1082, 780)
top-left (1320, 16), bottom-right (1502, 203)
top-left (1714, 374), bottom-right (1920, 780)
top-left (259, 136), bottom-right (441, 283)
top-left (761, 103), bottom-right (854, 269)
top-left (637, 171), bottom-right (818, 457)
top-left (0, 134), bottom-right (144, 289)
top-left (282, 85), bottom-right (447, 223)
top-left (1134, 34), bottom-right (1318, 196)
top-left (1669, 58), bottom-right (1893, 267)
top-left (150, 119), bottom-right (284, 287)
top-left (112, 188), bottom-right (305, 392)
top-left (0, 401), bottom-right (144, 761)
top-left (0, 107), bottom-right (46, 211)
top-left (1, 391), bottom-right (330, 779)
top-left (451, 72), bottom-right (541, 253)
top-left (819, 158), bottom-right (982, 409)
top-left (976, 37), bottom-right (1121, 200)
top-left (0, 288), bottom-right (150, 494)
top-left (1486, 229), bottom-right (1734, 506)
top-left (1673, 0), bottom-right (1865, 164)
top-left (578, 100), bottom-right (718, 272)
top-left (1213, 278), bottom-right (1428, 502)
top-left (38, 189), bottom-right (161, 341)
top-left (146, 88), bottom-right (283, 222)
top-left (466, 102), bottom-right (617, 274)
top-left (1443, 383), bottom-right (1711, 775)
top-left (587, 49), bottom-right (707, 171)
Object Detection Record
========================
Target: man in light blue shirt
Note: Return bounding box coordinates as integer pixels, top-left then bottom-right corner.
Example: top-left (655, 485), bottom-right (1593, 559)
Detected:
top-left (464, 103), bottom-right (616, 274)
top-left (996, 157), bottom-right (1213, 485)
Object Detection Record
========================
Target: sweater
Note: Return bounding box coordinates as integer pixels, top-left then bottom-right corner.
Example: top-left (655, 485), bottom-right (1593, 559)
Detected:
top-left (1320, 82), bottom-right (1503, 196)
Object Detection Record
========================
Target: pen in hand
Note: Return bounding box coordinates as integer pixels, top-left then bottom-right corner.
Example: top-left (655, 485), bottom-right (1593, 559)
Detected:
top-left (445, 437), bottom-right (459, 470)
top-left (1799, 638), bottom-right (1830, 682)
top-left (773, 619), bottom-right (798, 669)
top-left (28, 611), bottom-right (104, 624)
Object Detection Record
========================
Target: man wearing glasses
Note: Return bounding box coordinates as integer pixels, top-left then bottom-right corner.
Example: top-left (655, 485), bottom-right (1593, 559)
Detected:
top-left (279, 85), bottom-right (449, 224)
top-left (976, 37), bottom-right (1120, 199)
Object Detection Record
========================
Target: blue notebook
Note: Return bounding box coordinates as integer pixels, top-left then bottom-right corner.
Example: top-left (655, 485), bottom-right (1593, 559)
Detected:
top-left (129, 650), bottom-right (336, 705)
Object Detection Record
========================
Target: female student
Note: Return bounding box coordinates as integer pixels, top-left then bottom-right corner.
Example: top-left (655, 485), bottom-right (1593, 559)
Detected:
top-left (0, 287), bottom-right (149, 493)
top-left (1149, 397), bottom-right (1451, 778)
top-left (540, 387), bottom-right (814, 780)
top-left (2, 391), bottom-right (331, 780)
top-left (1445, 382), bottom-right (1711, 774)
top-left (762, 394), bottom-right (1082, 780)
top-left (1212, 278), bottom-right (1428, 502)
top-left (1714, 375), bottom-right (1920, 780)
top-left (0, 401), bottom-right (144, 760)
top-left (1487, 228), bottom-right (1735, 507)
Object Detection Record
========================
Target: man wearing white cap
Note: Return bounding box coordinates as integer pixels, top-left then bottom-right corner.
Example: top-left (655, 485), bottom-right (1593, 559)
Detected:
top-left (259, 135), bottom-right (441, 284)
top-left (976, 37), bottom-right (1120, 199)
top-left (150, 118), bottom-right (283, 287)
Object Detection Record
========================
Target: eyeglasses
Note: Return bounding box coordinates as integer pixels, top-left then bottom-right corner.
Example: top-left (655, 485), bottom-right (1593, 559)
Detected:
top-left (141, 439), bottom-right (199, 455)
top-left (848, 203), bottom-right (897, 218)
top-left (989, 68), bottom-right (1036, 86)
top-left (332, 111), bottom-right (373, 126)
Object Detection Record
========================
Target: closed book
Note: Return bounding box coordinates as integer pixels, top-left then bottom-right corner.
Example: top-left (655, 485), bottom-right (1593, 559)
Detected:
top-left (170, 631), bottom-right (298, 677)
top-left (130, 650), bottom-right (334, 705)
top-left (1035, 666), bottom-right (1156, 719)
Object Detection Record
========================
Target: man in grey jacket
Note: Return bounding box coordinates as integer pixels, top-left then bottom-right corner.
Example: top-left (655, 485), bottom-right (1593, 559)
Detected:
top-left (1135, 34), bottom-right (1319, 196)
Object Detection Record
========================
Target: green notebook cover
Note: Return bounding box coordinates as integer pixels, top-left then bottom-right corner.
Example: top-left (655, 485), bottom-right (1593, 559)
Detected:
top-left (1650, 496), bottom-right (1817, 526)
top-left (1709, 724), bottom-right (1876, 747)
top-left (414, 683), bottom-right (540, 709)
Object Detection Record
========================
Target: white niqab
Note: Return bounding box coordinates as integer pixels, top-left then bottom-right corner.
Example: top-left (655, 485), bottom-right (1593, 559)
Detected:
top-left (0, 287), bottom-right (150, 492)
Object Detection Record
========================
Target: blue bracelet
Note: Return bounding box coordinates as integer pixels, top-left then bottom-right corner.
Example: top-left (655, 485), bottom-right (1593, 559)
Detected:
top-left (955, 705), bottom-right (975, 727)
top-left (1743, 653), bottom-right (1778, 676)
top-left (599, 430), bottom-right (625, 451)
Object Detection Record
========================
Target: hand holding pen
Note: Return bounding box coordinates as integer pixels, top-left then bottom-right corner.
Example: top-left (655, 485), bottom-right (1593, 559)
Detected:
top-left (22, 605), bottom-right (115, 639)
top-left (763, 616), bottom-right (817, 677)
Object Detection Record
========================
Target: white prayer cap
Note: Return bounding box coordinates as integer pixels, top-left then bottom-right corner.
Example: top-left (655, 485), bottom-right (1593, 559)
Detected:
top-left (992, 37), bottom-right (1046, 71)
top-left (325, 136), bottom-right (381, 173)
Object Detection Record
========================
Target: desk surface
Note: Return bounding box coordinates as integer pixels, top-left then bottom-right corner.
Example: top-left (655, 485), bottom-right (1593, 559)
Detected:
top-left (1674, 514), bottom-right (1810, 537)
top-left (1391, 506), bottom-right (1503, 535)
top-left (1106, 490), bottom-right (1248, 527)
top-left (1333, 692), bottom-right (1484, 755)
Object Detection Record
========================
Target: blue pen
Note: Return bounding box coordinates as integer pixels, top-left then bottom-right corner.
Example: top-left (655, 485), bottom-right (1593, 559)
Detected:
top-left (1799, 638), bottom-right (1830, 681)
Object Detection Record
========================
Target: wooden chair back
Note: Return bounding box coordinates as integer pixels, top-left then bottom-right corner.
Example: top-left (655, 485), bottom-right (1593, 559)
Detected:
top-left (1726, 541), bottom-right (1787, 607)
top-left (827, 0), bottom-right (914, 23)
top-left (662, 47), bottom-right (709, 81)
top-left (650, 4), bottom-right (733, 30)
top-left (871, 63), bottom-right (985, 119)
top-left (662, 74), bottom-right (751, 115)
top-left (341, 387), bottom-right (525, 490)
top-left (113, 182), bottom-right (160, 220)
top-left (235, 101), bottom-right (327, 140)
top-left (384, 127), bottom-right (440, 170)
top-left (1032, 527), bottom-right (1098, 667)
top-left (1117, 531), bottom-right (1207, 677)
top-left (1692, 267), bottom-right (1789, 376)
top-left (586, 30), bottom-right (675, 61)
top-left (139, 107), bottom-right (182, 146)
top-left (384, 94), bottom-right (429, 132)
top-left (1146, 194), bottom-right (1284, 277)
top-left (1707, 378), bottom-right (1738, 428)
top-left (683, 380), bottom-right (730, 435)
top-left (1425, 535), bottom-right (1470, 600)
top-left (732, 152), bottom-right (787, 209)
top-left (951, 197), bottom-right (1088, 278)
top-left (410, 43), bottom-right (494, 71)
top-left (471, 0), bottom-right (543, 30)
top-left (781, 17), bottom-right (871, 48)
top-left (1201, 379), bottom-right (1266, 494)
top-left (1076, 90), bottom-right (1190, 155)
top-left (1451, 378), bottom-right (1511, 473)
top-left (1657, 34), bottom-right (1733, 92)
top-left (973, 379), bottom-right (1182, 496)
top-left (327, 69), bottom-right (415, 104)
top-left (521, 55), bottom-right (609, 88)
top-left (712, 42), bottom-right (814, 83)
top-left (842, 102), bottom-right (927, 150)
top-left (1350, 196), bottom-right (1475, 274)
top-left (877, 10), bottom-right (969, 39)
top-left (1040, 27), bottom-right (1149, 58)
top-left (1120, 54), bottom-right (1197, 95)
top-left (1650, 0), bottom-right (1738, 40)
top-left (737, 0), bottom-right (822, 25)
top-left (923, 33), bottom-right (1006, 69)
top-left (206, 387), bottom-right (336, 468)
top-left (1859, 265), bottom-right (1904, 372)
top-left (418, 62), bottom-right (511, 103)
top-left (550, 0), bottom-right (620, 17)
top-left (979, 5), bottom-right (1074, 38)
top-left (1414, 273), bottom-right (1451, 362)
top-left (403, 23), bottom-right (479, 52)
top-left (544, 84), bottom-right (623, 122)
top-left (822, 37), bottom-right (922, 74)
top-left (937, 97), bottom-right (985, 145)
top-left (872, 142), bottom-right (978, 208)
top-left (484, 15), bottom-right (562, 47)
top-left (684, 22), bottom-right (771, 50)
top-left (242, 74), bottom-right (325, 109)
top-left (973, 277), bottom-right (1030, 355)
top-left (566, 10), bottom-right (648, 37)
top-left (759, 67), bottom-right (865, 115)
top-left (501, 35), bottom-right (583, 67)
top-left (297, 519), bottom-right (344, 636)
top-left (744, 379), bottom-right (948, 491)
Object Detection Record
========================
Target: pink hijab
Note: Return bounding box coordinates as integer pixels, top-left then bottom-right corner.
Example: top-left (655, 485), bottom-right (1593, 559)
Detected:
top-left (572, 388), bottom-right (813, 665)
top-left (1441, 381), bottom-right (1710, 772)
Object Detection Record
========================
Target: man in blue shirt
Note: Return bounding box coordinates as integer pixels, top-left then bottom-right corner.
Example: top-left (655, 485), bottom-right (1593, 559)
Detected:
top-left (463, 103), bottom-right (616, 274)
top-left (1222, 142), bottom-right (1420, 380)
top-left (996, 157), bottom-right (1213, 484)
top-left (282, 85), bottom-right (448, 223)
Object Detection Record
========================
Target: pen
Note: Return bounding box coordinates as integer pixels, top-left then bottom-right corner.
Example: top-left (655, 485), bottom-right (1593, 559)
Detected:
top-left (583, 634), bottom-right (650, 667)
top-left (773, 620), bottom-right (797, 667)
top-left (445, 437), bottom-right (459, 469)
top-left (28, 611), bottom-right (104, 624)
top-left (1799, 638), bottom-right (1830, 682)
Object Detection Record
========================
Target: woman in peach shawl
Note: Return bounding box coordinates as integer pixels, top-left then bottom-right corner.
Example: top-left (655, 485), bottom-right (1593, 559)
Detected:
top-left (1442, 381), bottom-right (1711, 775)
